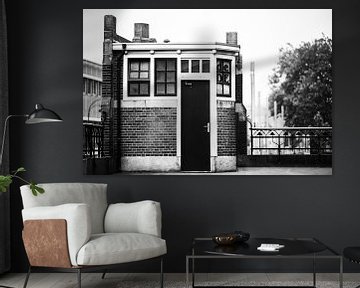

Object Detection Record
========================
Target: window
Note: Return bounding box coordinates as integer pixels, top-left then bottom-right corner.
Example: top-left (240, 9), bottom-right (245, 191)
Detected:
top-left (86, 79), bottom-right (91, 94)
top-left (217, 59), bottom-right (231, 96)
top-left (181, 59), bottom-right (210, 73)
top-left (155, 59), bottom-right (177, 96)
top-left (202, 60), bottom-right (210, 73)
top-left (181, 60), bottom-right (189, 73)
top-left (191, 60), bottom-right (200, 73)
top-left (128, 59), bottom-right (150, 96)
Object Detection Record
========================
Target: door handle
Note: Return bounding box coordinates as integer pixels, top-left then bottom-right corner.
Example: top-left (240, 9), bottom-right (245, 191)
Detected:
top-left (203, 122), bottom-right (210, 133)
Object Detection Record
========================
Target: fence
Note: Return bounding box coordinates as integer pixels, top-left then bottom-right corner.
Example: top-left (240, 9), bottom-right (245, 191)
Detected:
top-left (83, 122), bottom-right (104, 158)
top-left (250, 127), bottom-right (332, 156)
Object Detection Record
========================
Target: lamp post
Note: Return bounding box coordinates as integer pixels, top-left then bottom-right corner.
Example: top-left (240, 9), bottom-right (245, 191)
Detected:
top-left (0, 104), bottom-right (63, 168)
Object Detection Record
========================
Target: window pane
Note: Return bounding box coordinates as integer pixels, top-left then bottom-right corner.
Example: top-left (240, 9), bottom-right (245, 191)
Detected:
top-left (224, 73), bottom-right (231, 84)
top-left (167, 84), bottom-right (175, 94)
top-left (157, 84), bottom-right (166, 95)
top-left (202, 60), bottom-right (210, 73)
top-left (139, 72), bottom-right (149, 79)
top-left (223, 61), bottom-right (230, 72)
top-left (139, 83), bottom-right (149, 95)
top-left (86, 79), bottom-right (90, 94)
top-left (130, 61), bottom-right (139, 71)
top-left (181, 60), bottom-right (189, 73)
top-left (217, 84), bottom-right (223, 95)
top-left (217, 60), bottom-right (221, 71)
top-left (167, 60), bottom-right (176, 71)
top-left (156, 72), bottom-right (166, 82)
top-left (223, 85), bottom-right (230, 95)
top-left (191, 60), bottom-right (200, 73)
top-left (156, 60), bottom-right (166, 71)
top-left (217, 74), bottom-right (223, 83)
top-left (129, 83), bottom-right (139, 95)
top-left (129, 72), bottom-right (139, 79)
top-left (140, 61), bottom-right (149, 71)
top-left (167, 72), bottom-right (176, 82)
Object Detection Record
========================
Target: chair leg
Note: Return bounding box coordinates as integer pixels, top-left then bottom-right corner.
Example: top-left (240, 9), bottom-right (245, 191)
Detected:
top-left (101, 270), bottom-right (107, 279)
top-left (77, 268), bottom-right (81, 288)
top-left (23, 266), bottom-right (31, 288)
top-left (160, 257), bottom-right (164, 288)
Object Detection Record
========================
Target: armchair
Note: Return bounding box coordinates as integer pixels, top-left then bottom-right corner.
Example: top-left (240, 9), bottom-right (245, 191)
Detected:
top-left (20, 183), bottom-right (166, 288)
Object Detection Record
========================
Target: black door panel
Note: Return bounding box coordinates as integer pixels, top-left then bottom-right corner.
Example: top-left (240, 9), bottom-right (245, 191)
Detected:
top-left (181, 80), bottom-right (210, 171)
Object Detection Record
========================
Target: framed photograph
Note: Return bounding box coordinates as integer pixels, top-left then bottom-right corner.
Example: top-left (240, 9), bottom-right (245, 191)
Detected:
top-left (83, 9), bottom-right (332, 175)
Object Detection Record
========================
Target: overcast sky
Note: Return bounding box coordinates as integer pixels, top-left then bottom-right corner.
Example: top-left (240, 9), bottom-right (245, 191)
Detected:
top-left (83, 9), bottom-right (332, 113)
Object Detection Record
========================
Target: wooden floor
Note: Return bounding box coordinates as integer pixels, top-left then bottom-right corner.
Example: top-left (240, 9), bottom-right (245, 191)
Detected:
top-left (0, 273), bottom-right (359, 288)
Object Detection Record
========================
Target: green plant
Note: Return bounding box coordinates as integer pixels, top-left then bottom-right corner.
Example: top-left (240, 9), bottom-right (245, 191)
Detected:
top-left (0, 167), bottom-right (44, 196)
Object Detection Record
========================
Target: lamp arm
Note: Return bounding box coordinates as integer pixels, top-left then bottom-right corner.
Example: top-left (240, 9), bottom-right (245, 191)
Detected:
top-left (0, 114), bottom-right (28, 169)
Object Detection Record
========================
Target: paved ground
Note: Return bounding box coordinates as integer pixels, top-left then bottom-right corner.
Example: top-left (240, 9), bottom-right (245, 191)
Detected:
top-left (127, 167), bottom-right (332, 176)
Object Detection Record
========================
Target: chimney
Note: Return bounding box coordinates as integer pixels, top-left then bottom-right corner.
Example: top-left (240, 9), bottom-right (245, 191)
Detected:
top-left (132, 23), bottom-right (157, 43)
top-left (226, 32), bottom-right (238, 46)
top-left (134, 23), bottom-right (149, 39)
top-left (104, 15), bottom-right (117, 40)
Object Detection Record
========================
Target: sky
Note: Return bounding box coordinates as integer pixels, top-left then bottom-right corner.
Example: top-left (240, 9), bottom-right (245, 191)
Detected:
top-left (83, 9), bottom-right (332, 115)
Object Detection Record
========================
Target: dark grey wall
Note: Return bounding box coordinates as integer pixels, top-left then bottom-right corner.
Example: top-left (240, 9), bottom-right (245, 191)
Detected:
top-left (5, 0), bottom-right (360, 273)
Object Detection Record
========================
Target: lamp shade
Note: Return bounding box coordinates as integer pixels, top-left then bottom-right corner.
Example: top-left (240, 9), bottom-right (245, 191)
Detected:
top-left (25, 104), bottom-right (63, 124)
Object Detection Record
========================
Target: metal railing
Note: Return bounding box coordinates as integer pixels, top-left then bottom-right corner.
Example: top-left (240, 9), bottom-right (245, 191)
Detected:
top-left (250, 127), bottom-right (332, 155)
top-left (83, 122), bottom-right (104, 158)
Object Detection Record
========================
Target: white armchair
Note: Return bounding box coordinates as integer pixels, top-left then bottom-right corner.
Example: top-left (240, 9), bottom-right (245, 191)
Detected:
top-left (20, 183), bottom-right (166, 288)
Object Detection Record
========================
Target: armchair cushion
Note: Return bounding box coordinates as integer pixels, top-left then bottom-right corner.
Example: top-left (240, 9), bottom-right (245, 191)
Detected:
top-left (76, 233), bottom-right (166, 266)
top-left (20, 183), bottom-right (108, 234)
top-left (104, 201), bottom-right (162, 237)
top-left (22, 203), bottom-right (91, 266)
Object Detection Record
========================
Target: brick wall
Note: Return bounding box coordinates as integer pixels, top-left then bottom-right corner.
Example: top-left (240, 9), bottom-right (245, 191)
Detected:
top-left (217, 100), bottom-right (237, 156)
top-left (102, 52), bottom-right (123, 165)
top-left (120, 107), bottom-right (177, 156)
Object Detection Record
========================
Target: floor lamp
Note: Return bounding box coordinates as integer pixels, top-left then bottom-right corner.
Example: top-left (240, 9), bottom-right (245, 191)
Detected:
top-left (0, 103), bottom-right (62, 288)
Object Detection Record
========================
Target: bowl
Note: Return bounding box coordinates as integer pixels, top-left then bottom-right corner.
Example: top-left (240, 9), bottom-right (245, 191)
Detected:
top-left (212, 233), bottom-right (237, 245)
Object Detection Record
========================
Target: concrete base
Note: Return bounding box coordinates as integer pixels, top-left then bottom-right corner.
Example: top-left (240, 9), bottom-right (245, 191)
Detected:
top-left (121, 156), bottom-right (180, 172)
top-left (215, 156), bottom-right (237, 172)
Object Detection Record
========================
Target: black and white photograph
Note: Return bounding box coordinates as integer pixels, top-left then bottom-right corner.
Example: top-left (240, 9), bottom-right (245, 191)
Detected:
top-left (83, 9), bottom-right (332, 175)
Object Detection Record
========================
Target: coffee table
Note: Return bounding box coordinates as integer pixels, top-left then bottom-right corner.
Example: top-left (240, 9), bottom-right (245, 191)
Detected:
top-left (186, 237), bottom-right (343, 288)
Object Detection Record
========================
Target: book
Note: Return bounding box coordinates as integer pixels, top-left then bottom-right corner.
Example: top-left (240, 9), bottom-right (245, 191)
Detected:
top-left (257, 243), bottom-right (285, 252)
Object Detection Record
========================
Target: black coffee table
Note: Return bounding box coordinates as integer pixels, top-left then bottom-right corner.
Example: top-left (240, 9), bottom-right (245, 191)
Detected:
top-left (186, 237), bottom-right (342, 288)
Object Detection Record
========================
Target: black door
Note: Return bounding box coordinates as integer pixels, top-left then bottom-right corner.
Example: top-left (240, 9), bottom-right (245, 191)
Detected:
top-left (181, 80), bottom-right (210, 171)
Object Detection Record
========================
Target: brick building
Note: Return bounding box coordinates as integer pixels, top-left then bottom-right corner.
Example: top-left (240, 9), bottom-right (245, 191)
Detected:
top-left (83, 59), bottom-right (102, 122)
top-left (99, 15), bottom-right (247, 173)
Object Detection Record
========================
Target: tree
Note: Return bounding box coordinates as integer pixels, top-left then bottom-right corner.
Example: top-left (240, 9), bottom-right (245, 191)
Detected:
top-left (268, 36), bottom-right (332, 127)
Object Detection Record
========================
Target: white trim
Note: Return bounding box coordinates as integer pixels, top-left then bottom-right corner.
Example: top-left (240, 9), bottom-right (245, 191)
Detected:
top-left (210, 54), bottom-right (217, 160)
top-left (114, 42), bottom-right (240, 53)
top-left (121, 156), bottom-right (180, 172)
top-left (176, 57), bottom-right (181, 158)
top-left (215, 54), bottom-right (236, 102)
top-left (120, 99), bottom-right (177, 108)
top-left (123, 54), bottom-right (179, 100)
top-left (83, 116), bottom-right (101, 122)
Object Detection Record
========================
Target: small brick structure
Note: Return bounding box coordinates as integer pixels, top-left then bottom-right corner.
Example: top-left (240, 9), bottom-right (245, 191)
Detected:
top-left (89, 15), bottom-right (248, 174)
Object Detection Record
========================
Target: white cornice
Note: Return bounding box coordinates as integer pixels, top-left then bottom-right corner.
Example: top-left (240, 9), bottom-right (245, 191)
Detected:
top-left (113, 42), bottom-right (240, 53)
